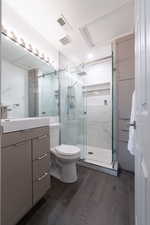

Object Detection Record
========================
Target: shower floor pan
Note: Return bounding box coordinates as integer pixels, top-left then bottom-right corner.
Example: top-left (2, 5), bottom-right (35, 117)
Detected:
top-left (85, 146), bottom-right (113, 169)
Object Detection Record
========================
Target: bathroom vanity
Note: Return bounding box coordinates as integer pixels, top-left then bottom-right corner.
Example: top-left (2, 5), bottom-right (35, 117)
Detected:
top-left (1, 118), bottom-right (51, 225)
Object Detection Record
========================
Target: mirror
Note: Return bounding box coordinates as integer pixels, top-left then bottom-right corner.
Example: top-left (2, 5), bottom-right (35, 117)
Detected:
top-left (1, 34), bottom-right (59, 119)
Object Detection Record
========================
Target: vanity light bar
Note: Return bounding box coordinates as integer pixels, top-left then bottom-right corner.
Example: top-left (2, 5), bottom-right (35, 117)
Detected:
top-left (1, 25), bottom-right (51, 65)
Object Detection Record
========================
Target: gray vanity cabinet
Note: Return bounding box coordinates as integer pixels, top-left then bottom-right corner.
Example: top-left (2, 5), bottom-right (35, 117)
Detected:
top-left (2, 140), bottom-right (32, 225)
top-left (2, 126), bottom-right (50, 225)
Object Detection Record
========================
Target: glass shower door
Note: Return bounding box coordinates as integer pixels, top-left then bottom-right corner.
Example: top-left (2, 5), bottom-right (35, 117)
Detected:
top-left (85, 86), bottom-right (112, 167)
top-left (59, 70), bottom-right (87, 159)
top-left (38, 72), bottom-right (59, 117)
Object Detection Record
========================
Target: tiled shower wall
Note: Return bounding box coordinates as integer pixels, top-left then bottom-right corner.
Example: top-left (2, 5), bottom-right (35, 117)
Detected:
top-left (87, 92), bottom-right (112, 150)
top-left (85, 60), bottom-right (112, 152)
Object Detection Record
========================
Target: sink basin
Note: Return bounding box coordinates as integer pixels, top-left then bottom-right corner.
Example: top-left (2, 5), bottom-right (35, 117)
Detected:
top-left (1, 117), bottom-right (50, 133)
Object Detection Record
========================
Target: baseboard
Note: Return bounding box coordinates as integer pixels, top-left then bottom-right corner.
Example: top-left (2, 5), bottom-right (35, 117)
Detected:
top-left (118, 163), bottom-right (135, 176)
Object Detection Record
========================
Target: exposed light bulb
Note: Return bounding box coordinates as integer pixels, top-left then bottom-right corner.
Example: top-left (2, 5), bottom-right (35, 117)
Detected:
top-left (40, 53), bottom-right (45, 60)
top-left (27, 43), bottom-right (33, 52)
top-left (8, 31), bottom-right (17, 42)
top-left (19, 38), bottom-right (26, 47)
top-left (45, 57), bottom-right (50, 63)
top-left (87, 53), bottom-right (94, 60)
top-left (34, 48), bottom-right (39, 56)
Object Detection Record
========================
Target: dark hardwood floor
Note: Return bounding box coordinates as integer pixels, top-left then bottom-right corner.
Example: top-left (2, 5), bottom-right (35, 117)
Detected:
top-left (18, 166), bottom-right (134, 225)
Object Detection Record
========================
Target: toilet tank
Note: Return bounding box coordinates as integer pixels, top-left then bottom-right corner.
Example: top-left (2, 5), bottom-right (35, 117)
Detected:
top-left (49, 123), bottom-right (60, 149)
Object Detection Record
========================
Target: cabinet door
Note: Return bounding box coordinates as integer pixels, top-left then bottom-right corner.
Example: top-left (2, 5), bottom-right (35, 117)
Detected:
top-left (2, 141), bottom-right (32, 225)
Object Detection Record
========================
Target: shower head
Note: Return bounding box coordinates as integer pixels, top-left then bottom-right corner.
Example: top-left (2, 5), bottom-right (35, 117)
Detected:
top-left (77, 71), bottom-right (87, 76)
top-left (76, 63), bottom-right (87, 76)
top-left (69, 81), bottom-right (78, 88)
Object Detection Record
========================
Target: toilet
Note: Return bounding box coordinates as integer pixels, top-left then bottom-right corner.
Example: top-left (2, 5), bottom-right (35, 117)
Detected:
top-left (49, 123), bottom-right (81, 183)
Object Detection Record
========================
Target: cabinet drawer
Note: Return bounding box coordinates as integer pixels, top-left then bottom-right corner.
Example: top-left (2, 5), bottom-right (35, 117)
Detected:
top-left (28, 126), bottom-right (49, 139)
top-left (33, 153), bottom-right (50, 182)
top-left (2, 126), bottom-right (49, 147)
top-left (119, 119), bottom-right (130, 131)
top-left (119, 130), bottom-right (129, 142)
top-left (2, 131), bottom-right (27, 147)
top-left (33, 172), bottom-right (50, 205)
top-left (32, 135), bottom-right (50, 160)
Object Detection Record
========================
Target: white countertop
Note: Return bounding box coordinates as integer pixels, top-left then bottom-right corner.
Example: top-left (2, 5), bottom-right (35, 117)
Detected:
top-left (1, 117), bottom-right (50, 133)
top-left (49, 122), bottom-right (60, 127)
top-left (1, 116), bottom-right (60, 133)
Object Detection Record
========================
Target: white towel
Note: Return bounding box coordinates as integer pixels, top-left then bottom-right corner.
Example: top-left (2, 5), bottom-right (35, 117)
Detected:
top-left (128, 91), bottom-right (135, 155)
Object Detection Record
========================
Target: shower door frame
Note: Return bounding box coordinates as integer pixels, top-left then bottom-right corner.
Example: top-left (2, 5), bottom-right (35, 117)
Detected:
top-left (81, 55), bottom-right (117, 170)
top-left (57, 56), bottom-right (117, 172)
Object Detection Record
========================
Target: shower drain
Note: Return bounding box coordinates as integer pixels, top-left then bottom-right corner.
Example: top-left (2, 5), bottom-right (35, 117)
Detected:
top-left (88, 151), bottom-right (94, 155)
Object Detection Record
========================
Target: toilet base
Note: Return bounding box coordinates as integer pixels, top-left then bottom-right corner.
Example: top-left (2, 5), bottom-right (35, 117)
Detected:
top-left (61, 163), bottom-right (77, 183)
top-left (50, 153), bottom-right (78, 183)
top-left (50, 168), bottom-right (61, 181)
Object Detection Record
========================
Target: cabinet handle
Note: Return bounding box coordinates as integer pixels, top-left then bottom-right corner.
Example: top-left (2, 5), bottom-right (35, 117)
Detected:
top-left (129, 120), bottom-right (136, 129)
top-left (38, 172), bottom-right (48, 181)
top-left (120, 140), bottom-right (128, 143)
top-left (121, 129), bottom-right (129, 132)
top-left (37, 153), bottom-right (48, 160)
top-left (120, 118), bottom-right (130, 121)
top-left (38, 135), bottom-right (48, 140)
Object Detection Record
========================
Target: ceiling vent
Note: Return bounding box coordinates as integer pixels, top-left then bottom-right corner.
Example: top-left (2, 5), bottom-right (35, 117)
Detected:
top-left (59, 35), bottom-right (71, 45)
top-left (57, 17), bottom-right (66, 26)
top-left (57, 15), bottom-right (73, 33)
top-left (79, 26), bottom-right (95, 48)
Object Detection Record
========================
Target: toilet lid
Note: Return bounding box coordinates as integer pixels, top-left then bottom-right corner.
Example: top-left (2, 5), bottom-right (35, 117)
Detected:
top-left (55, 145), bottom-right (80, 156)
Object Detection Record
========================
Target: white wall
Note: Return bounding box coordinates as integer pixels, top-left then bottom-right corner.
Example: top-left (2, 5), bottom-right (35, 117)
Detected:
top-left (84, 60), bottom-right (112, 153)
top-left (2, 59), bottom-right (28, 118)
top-left (2, 2), bottom-right (59, 69)
top-left (82, 60), bottom-right (112, 86)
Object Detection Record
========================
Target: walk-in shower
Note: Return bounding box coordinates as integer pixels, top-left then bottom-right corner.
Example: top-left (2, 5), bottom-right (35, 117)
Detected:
top-left (81, 57), bottom-right (113, 169)
top-left (37, 57), bottom-right (115, 170)
top-left (84, 81), bottom-right (112, 168)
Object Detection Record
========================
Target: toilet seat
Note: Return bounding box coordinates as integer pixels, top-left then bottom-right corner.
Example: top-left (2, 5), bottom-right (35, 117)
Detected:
top-left (55, 144), bottom-right (80, 156)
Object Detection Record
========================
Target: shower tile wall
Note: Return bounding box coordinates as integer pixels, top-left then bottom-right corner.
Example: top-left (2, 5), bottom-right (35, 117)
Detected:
top-left (84, 60), bottom-right (113, 166)
top-left (87, 94), bottom-right (112, 150)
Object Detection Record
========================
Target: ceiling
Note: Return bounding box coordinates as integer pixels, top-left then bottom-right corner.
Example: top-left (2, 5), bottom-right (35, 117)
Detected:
top-left (3, 0), bottom-right (134, 64)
